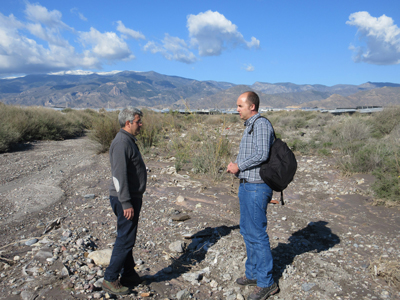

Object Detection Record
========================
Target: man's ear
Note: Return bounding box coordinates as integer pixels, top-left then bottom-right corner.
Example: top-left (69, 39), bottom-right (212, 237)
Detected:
top-left (124, 120), bottom-right (131, 128)
top-left (249, 103), bottom-right (256, 111)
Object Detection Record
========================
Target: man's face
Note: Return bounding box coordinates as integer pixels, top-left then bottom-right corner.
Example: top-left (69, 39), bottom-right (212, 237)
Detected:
top-left (129, 114), bottom-right (142, 136)
top-left (237, 95), bottom-right (254, 120)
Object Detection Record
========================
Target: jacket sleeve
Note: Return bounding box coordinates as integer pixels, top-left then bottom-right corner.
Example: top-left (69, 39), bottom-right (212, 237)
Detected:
top-left (238, 120), bottom-right (273, 171)
top-left (110, 137), bottom-right (133, 210)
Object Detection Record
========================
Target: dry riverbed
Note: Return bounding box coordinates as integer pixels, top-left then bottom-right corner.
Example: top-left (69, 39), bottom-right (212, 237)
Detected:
top-left (0, 132), bottom-right (399, 300)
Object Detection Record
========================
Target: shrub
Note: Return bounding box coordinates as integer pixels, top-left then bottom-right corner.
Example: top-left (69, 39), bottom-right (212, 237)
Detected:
top-left (288, 139), bottom-right (310, 154)
top-left (205, 115), bottom-right (226, 125)
top-left (89, 112), bottom-right (120, 154)
top-left (192, 129), bottom-right (231, 181)
top-left (370, 106), bottom-right (400, 137)
top-left (327, 116), bottom-right (371, 155)
top-left (137, 109), bottom-right (165, 152)
top-left (167, 136), bottom-right (191, 172)
top-left (0, 105), bottom-right (88, 152)
top-left (227, 114), bottom-right (240, 123)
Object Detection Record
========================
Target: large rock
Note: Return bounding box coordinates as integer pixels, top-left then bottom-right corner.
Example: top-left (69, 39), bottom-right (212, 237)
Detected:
top-left (88, 249), bottom-right (113, 266)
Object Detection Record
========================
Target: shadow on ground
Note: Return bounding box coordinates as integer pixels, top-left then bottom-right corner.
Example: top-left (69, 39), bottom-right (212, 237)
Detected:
top-left (144, 225), bottom-right (240, 284)
top-left (271, 220), bottom-right (340, 282)
top-left (142, 220), bottom-right (339, 297)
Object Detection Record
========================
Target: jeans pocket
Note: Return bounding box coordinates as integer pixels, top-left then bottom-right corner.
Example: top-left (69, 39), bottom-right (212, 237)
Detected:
top-left (243, 183), bottom-right (257, 192)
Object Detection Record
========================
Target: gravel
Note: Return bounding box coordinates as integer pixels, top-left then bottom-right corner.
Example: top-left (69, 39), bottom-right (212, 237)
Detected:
top-left (0, 130), bottom-right (399, 300)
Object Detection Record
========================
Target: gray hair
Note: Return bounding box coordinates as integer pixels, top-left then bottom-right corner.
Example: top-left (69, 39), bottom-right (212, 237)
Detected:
top-left (118, 106), bottom-right (143, 128)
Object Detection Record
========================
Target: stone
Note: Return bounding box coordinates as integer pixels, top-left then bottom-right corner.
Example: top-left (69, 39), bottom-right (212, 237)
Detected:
top-left (34, 250), bottom-right (53, 260)
top-left (176, 195), bottom-right (185, 202)
top-left (60, 266), bottom-right (69, 277)
top-left (88, 249), bottom-right (113, 266)
top-left (25, 238), bottom-right (39, 246)
top-left (182, 272), bottom-right (201, 283)
top-left (176, 289), bottom-right (191, 300)
top-left (301, 283), bottom-right (316, 292)
top-left (169, 241), bottom-right (185, 253)
top-left (171, 215), bottom-right (190, 222)
top-left (236, 294), bottom-right (245, 300)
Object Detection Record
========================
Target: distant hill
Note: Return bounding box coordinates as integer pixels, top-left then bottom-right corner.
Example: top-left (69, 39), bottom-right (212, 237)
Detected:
top-left (300, 86), bottom-right (400, 109)
top-left (0, 71), bottom-right (399, 109)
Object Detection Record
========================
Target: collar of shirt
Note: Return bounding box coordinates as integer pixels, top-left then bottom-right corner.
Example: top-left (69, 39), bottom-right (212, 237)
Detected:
top-left (244, 113), bottom-right (261, 128)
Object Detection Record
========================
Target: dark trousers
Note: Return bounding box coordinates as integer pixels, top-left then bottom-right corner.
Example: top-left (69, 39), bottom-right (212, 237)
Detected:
top-left (104, 196), bottom-right (142, 282)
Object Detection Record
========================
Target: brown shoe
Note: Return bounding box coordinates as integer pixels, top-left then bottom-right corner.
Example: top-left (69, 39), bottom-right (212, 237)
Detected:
top-left (249, 283), bottom-right (279, 300)
top-left (236, 276), bottom-right (257, 286)
top-left (102, 279), bottom-right (130, 295)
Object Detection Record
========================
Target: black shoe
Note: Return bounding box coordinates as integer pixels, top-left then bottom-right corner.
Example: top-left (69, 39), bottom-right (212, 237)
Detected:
top-left (236, 276), bottom-right (257, 286)
top-left (248, 282), bottom-right (279, 300)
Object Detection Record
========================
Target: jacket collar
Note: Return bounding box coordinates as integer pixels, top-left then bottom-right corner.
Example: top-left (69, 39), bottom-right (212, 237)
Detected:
top-left (119, 128), bottom-right (138, 142)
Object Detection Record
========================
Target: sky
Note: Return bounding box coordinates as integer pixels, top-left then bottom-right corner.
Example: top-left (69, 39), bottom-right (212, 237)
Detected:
top-left (0, 0), bottom-right (400, 86)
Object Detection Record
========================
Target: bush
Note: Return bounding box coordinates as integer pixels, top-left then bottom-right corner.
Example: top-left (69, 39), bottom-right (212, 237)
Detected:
top-left (192, 129), bottom-right (231, 181)
top-left (0, 105), bottom-right (87, 152)
top-left (288, 139), bottom-right (310, 154)
top-left (370, 106), bottom-right (400, 137)
top-left (137, 109), bottom-right (165, 152)
top-left (167, 136), bottom-right (191, 172)
top-left (89, 112), bottom-right (120, 154)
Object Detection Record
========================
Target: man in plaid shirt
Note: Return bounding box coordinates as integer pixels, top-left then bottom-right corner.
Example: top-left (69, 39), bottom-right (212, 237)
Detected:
top-left (227, 91), bottom-right (279, 300)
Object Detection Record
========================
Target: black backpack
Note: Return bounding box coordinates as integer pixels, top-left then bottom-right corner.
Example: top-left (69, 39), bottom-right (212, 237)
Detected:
top-left (249, 116), bottom-right (297, 205)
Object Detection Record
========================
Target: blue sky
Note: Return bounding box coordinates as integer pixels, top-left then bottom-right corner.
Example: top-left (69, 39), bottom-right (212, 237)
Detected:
top-left (1, 0), bottom-right (399, 86)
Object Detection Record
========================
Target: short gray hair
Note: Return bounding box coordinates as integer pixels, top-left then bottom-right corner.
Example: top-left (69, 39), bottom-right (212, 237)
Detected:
top-left (118, 106), bottom-right (143, 128)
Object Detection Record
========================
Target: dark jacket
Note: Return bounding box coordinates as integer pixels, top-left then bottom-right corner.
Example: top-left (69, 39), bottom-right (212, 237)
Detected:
top-left (109, 129), bottom-right (147, 209)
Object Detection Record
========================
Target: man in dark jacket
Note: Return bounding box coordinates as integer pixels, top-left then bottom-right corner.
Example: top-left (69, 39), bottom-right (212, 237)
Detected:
top-left (102, 107), bottom-right (147, 295)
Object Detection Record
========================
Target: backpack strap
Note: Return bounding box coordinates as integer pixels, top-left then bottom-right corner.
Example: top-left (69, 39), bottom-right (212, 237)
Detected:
top-left (248, 116), bottom-right (277, 140)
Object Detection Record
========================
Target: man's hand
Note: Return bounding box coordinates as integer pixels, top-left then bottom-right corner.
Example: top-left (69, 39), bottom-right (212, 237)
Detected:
top-left (227, 162), bottom-right (239, 175)
top-left (123, 207), bottom-right (134, 220)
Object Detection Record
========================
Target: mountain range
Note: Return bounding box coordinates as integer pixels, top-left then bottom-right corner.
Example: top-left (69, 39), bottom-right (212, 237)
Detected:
top-left (0, 70), bottom-right (399, 109)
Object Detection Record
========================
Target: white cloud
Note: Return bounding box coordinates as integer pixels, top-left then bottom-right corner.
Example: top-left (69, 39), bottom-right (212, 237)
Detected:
top-left (71, 8), bottom-right (88, 21)
top-left (144, 34), bottom-right (197, 64)
top-left (116, 21), bottom-right (145, 40)
top-left (346, 11), bottom-right (400, 65)
top-left (25, 3), bottom-right (70, 30)
top-left (244, 64), bottom-right (254, 72)
top-left (0, 2), bottom-right (139, 76)
top-left (187, 10), bottom-right (260, 56)
top-left (80, 27), bottom-right (134, 61)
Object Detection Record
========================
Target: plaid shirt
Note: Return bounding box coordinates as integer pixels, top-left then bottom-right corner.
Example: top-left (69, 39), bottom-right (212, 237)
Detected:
top-left (236, 113), bottom-right (274, 182)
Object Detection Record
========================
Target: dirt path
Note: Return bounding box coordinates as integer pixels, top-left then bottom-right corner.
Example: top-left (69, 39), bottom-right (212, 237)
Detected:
top-left (0, 136), bottom-right (399, 300)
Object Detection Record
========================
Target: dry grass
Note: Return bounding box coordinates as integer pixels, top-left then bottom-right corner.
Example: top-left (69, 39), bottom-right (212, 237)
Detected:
top-left (369, 258), bottom-right (400, 289)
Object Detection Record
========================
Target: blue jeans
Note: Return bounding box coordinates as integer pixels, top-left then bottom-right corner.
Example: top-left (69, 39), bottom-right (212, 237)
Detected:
top-left (239, 182), bottom-right (274, 288)
top-left (104, 196), bottom-right (142, 282)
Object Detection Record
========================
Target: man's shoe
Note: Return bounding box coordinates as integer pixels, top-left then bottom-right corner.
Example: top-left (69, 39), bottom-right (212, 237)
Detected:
top-left (102, 279), bottom-right (130, 295)
top-left (248, 283), bottom-right (279, 300)
top-left (236, 276), bottom-right (257, 286)
top-left (120, 272), bottom-right (142, 287)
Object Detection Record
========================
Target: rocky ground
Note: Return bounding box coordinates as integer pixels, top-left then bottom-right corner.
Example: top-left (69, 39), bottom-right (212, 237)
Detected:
top-left (0, 123), bottom-right (399, 300)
